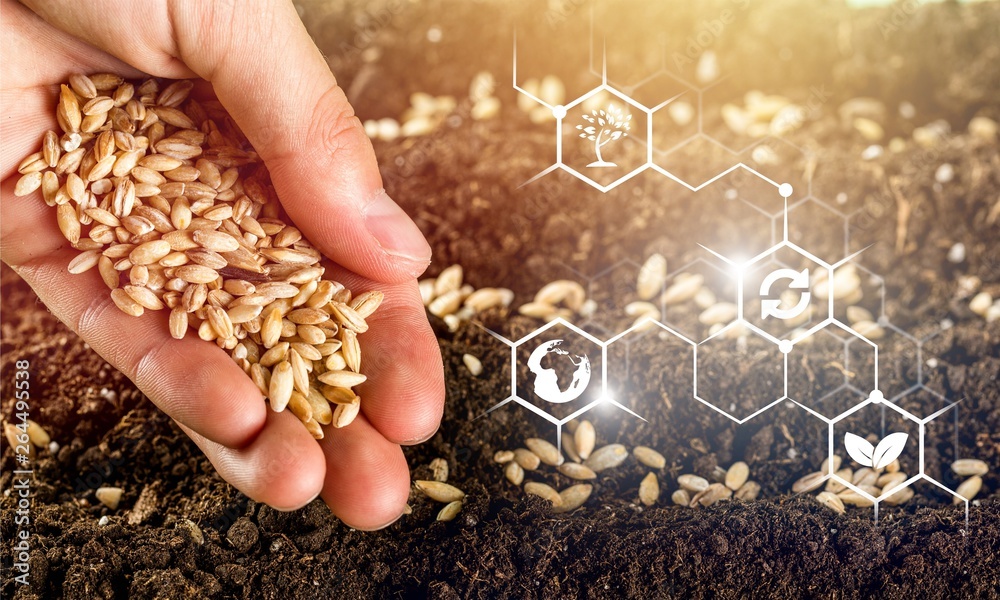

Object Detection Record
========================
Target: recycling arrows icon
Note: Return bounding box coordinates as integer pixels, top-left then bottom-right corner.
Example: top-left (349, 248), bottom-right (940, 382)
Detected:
top-left (760, 268), bottom-right (811, 320)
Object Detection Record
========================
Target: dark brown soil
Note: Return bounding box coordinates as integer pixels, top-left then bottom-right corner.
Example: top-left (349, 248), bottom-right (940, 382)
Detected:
top-left (3, 1), bottom-right (1000, 598)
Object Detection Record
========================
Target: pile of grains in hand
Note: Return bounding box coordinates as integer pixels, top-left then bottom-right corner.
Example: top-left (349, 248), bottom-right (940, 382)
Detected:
top-left (13, 74), bottom-right (382, 439)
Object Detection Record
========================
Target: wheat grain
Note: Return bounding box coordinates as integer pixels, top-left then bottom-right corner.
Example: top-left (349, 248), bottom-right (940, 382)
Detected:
top-left (952, 459), bottom-right (988, 477)
top-left (415, 480), bottom-right (465, 503)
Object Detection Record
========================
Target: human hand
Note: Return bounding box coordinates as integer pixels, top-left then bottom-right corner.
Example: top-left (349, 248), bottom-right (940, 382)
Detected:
top-left (1, 0), bottom-right (444, 529)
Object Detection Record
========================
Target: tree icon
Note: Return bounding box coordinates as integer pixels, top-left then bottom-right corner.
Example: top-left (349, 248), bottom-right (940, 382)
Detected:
top-left (576, 103), bottom-right (631, 168)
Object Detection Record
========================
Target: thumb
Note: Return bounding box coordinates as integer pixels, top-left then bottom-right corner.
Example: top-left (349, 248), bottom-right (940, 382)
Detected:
top-left (22, 0), bottom-right (432, 283)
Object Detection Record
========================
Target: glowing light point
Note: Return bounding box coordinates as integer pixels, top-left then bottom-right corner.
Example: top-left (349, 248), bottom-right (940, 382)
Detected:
top-left (868, 389), bottom-right (885, 404)
top-left (778, 339), bottom-right (793, 354)
top-left (778, 183), bottom-right (793, 198)
top-left (553, 105), bottom-right (567, 119)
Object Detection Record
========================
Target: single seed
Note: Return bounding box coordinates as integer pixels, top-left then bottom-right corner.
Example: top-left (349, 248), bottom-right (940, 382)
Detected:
top-left (505, 461), bottom-right (524, 486)
top-left (639, 472), bottom-right (660, 506)
top-left (430, 458), bottom-right (449, 483)
top-left (169, 308), bottom-right (188, 340)
top-left (671, 489), bottom-right (691, 506)
top-left (883, 486), bottom-right (914, 506)
top-left (559, 430), bottom-right (580, 463)
top-left (633, 446), bottom-right (666, 469)
top-left (25, 420), bottom-right (51, 447)
top-left (525, 438), bottom-right (563, 466)
top-left (513, 448), bottom-right (540, 471)
top-left (95, 487), bottom-right (124, 510)
top-left (557, 462), bottom-right (597, 481)
top-left (523, 482), bottom-right (563, 507)
top-left (317, 370), bottom-right (367, 388)
top-left (437, 500), bottom-right (463, 522)
top-left (584, 444), bottom-right (628, 473)
top-left (725, 461), bottom-right (750, 491)
top-left (463, 354), bottom-right (483, 376)
top-left (68, 250), bottom-right (101, 274)
top-left (735, 481), bottom-right (761, 500)
top-left (821, 455), bottom-right (843, 474)
top-left (110, 288), bottom-right (143, 316)
top-left (494, 450), bottom-right (514, 464)
top-left (952, 459), bottom-right (988, 477)
top-left (816, 491), bottom-right (846, 514)
top-left (955, 476), bottom-right (982, 503)
top-left (533, 280), bottom-right (586, 311)
top-left (877, 471), bottom-right (907, 490)
top-left (268, 362), bottom-right (294, 412)
top-left (553, 484), bottom-right (592, 513)
top-left (434, 264), bottom-right (463, 296)
top-left (678, 474), bottom-right (710, 493)
top-left (637, 253), bottom-right (667, 300)
top-left (574, 420), bottom-right (595, 460)
top-left (853, 467), bottom-right (878, 487)
top-left (792, 471), bottom-right (825, 494)
top-left (691, 483), bottom-right (732, 507)
top-left (838, 489), bottom-right (874, 507)
top-left (661, 274), bottom-right (704, 305)
top-left (415, 480), bottom-right (465, 503)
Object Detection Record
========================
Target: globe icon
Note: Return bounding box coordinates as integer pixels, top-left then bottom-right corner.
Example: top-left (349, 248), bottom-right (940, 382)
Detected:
top-left (527, 339), bottom-right (592, 404)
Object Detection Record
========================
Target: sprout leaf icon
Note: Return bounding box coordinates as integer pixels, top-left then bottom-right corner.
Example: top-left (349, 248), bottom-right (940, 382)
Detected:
top-left (845, 432), bottom-right (908, 470)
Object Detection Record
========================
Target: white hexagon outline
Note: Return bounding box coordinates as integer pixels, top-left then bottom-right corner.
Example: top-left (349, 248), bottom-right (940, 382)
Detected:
top-left (478, 317), bottom-right (646, 455)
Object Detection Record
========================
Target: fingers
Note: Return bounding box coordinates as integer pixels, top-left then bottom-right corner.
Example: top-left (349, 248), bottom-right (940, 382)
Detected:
top-left (0, 1), bottom-right (143, 179)
top-left (317, 412), bottom-right (411, 530)
top-left (177, 410), bottom-right (326, 511)
top-left (1, 179), bottom-right (267, 449)
top-left (324, 264), bottom-right (446, 445)
top-left (19, 0), bottom-right (432, 283)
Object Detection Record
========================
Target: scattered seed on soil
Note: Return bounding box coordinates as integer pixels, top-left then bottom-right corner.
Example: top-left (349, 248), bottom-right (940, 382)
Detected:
top-left (493, 450), bottom-right (514, 464)
top-left (553, 484), bottom-right (592, 514)
top-left (816, 491), bottom-right (846, 514)
top-left (513, 448), bottom-right (540, 471)
top-left (574, 420), bottom-right (595, 460)
top-left (735, 481), bottom-right (761, 500)
top-left (95, 487), bottom-right (124, 510)
top-left (430, 458), bottom-right (449, 483)
top-left (437, 501), bottom-right (463, 522)
top-left (883, 486), bottom-right (915, 506)
top-left (952, 459), bottom-right (989, 477)
top-left (557, 462), bottom-right (597, 481)
top-left (725, 462), bottom-right (750, 491)
top-left (678, 474), bottom-right (709, 493)
top-left (691, 483), bottom-right (732, 507)
top-left (505, 461), bottom-right (524, 486)
top-left (583, 444), bottom-right (628, 472)
top-left (561, 430), bottom-right (581, 463)
top-left (955, 476), bottom-right (983, 503)
top-left (636, 253), bottom-right (667, 300)
top-left (525, 437), bottom-right (563, 466)
top-left (415, 480), bottom-right (465, 503)
top-left (671, 489), bottom-right (691, 506)
top-left (633, 446), bottom-right (666, 469)
top-left (838, 490), bottom-right (875, 507)
top-left (523, 482), bottom-right (563, 507)
top-left (792, 472), bottom-right (826, 494)
top-left (821, 455), bottom-right (842, 474)
top-left (462, 353), bottom-right (483, 376)
top-left (639, 473), bottom-right (660, 506)
top-left (25, 420), bottom-right (51, 447)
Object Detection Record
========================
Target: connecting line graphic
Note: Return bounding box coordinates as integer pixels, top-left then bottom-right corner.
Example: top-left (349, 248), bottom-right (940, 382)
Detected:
top-left (480, 176), bottom-right (972, 531)
top-left (502, 19), bottom-right (973, 532)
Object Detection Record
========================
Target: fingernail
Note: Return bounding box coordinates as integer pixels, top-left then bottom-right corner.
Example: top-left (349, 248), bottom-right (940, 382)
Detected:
top-left (363, 189), bottom-right (431, 268)
top-left (354, 509), bottom-right (405, 532)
